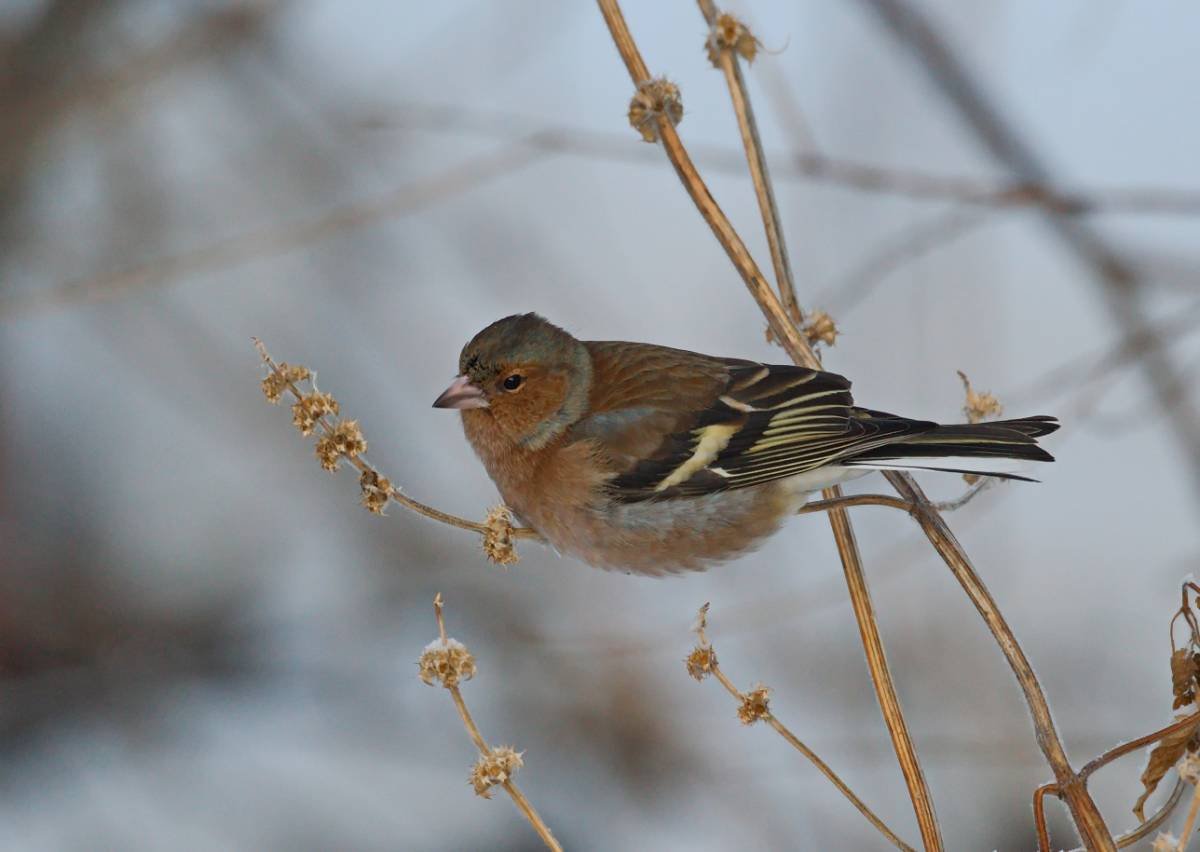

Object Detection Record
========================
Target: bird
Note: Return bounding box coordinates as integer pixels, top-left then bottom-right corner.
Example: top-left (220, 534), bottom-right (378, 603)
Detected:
top-left (433, 313), bottom-right (1058, 575)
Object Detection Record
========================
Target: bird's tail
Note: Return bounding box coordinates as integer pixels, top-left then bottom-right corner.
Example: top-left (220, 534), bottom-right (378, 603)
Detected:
top-left (842, 414), bottom-right (1060, 482)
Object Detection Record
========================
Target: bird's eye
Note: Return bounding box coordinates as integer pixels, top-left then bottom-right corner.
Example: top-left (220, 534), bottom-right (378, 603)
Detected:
top-left (502, 374), bottom-right (524, 391)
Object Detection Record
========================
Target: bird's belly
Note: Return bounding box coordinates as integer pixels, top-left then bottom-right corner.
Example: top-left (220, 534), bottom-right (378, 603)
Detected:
top-left (526, 483), bottom-right (794, 575)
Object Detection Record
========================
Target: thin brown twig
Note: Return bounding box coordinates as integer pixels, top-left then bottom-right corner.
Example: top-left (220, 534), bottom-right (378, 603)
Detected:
top-left (692, 605), bottom-right (915, 852)
top-left (1110, 779), bottom-right (1187, 850)
top-left (697, 0), bottom-right (800, 321)
top-left (430, 595), bottom-right (562, 852)
top-left (794, 482), bottom-right (994, 517)
top-left (254, 338), bottom-right (540, 541)
top-left (796, 493), bottom-right (915, 515)
top-left (1178, 784), bottom-right (1200, 851)
top-left (1078, 710), bottom-right (1200, 782)
top-left (592, 2), bottom-right (940, 845)
top-left (596, 2), bottom-right (1114, 847)
top-left (1034, 782), bottom-right (1053, 852)
top-left (888, 471), bottom-right (1113, 850)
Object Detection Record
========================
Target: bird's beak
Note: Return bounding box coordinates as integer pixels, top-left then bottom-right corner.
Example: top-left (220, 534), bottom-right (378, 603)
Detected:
top-left (432, 375), bottom-right (488, 410)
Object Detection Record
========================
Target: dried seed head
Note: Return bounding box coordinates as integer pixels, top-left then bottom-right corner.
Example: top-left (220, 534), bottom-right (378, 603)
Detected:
top-left (685, 645), bottom-right (718, 681)
top-left (628, 77), bottom-right (683, 143)
top-left (737, 685), bottom-right (771, 725)
top-left (1152, 831), bottom-right (1180, 852)
top-left (706, 13), bottom-right (760, 66)
top-left (291, 391), bottom-right (339, 436)
top-left (1179, 751), bottom-right (1200, 785)
top-left (359, 469), bottom-right (392, 514)
top-left (1172, 648), bottom-right (1200, 709)
top-left (802, 310), bottom-right (839, 348)
top-left (482, 505), bottom-right (519, 566)
top-left (418, 637), bottom-right (477, 688)
top-left (469, 746), bottom-right (524, 798)
top-left (315, 419), bottom-right (367, 472)
top-left (957, 370), bottom-right (1003, 424)
top-left (261, 362), bottom-right (310, 403)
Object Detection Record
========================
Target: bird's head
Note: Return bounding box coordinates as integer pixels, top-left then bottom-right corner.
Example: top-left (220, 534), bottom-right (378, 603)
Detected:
top-left (433, 313), bottom-right (593, 450)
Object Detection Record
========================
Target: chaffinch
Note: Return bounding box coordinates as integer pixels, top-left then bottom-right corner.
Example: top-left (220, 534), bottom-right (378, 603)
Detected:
top-left (434, 313), bottom-right (1058, 575)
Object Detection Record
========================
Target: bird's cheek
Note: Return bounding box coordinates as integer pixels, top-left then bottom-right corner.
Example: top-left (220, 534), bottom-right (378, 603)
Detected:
top-left (489, 399), bottom-right (538, 443)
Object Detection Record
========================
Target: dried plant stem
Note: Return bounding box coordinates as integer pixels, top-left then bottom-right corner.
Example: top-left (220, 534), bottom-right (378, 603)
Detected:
top-left (796, 482), bottom-right (993, 517)
top-left (694, 607), bottom-right (915, 851)
top-left (888, 472), bottom-right (1112, 850)
top-left (1078, 710), bottom-right (1200, 783)
top-left (797, 494), bottom-right (915, 514)
top-left (696, 0), bottom-right (799, 321)
top-left (254, 338), bottom-right (539, 540)
top-left (432, 596), bottom-right (562, 852)
top-left (1179, 787), bottom-right (1200, 852)
top-left (597, 1), bottom-right (944, 846)
top-left (1109, 780), bottom-right (1187, 850)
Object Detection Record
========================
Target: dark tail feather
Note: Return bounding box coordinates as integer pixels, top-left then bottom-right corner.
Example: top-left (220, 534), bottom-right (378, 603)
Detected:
top-left (844, 415), bottom-right (1060, 479)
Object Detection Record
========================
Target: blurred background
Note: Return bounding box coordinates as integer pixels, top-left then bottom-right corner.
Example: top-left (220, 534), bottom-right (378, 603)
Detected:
top-left (2, 1), bottom-right (1198, 849)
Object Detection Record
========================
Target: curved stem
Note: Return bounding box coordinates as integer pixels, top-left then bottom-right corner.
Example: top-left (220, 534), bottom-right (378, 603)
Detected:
top-left (595, 3), bottom-right (943, 847)
top-left (887, 472), bottom-right (1113, 849)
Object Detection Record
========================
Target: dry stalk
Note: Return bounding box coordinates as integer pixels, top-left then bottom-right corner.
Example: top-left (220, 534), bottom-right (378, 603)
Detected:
top-left (598, 0), bottom-right (945, 844)
top-left (697, 1), bottom-right (800, 323)
top-left (254, 338), bottom-right (539, 553)
top-left (1177, 781), bottom-right (1200, 851)
top-left (688, 604), bottom-right (915, 851)
top-left (421, 595), bottom-right (562, 852)
top-left (596, 1), bottom-right (1113, 847)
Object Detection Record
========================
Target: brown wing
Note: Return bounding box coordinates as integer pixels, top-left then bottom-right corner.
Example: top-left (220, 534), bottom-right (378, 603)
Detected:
top-left (579, 351), bottom-right (937, 502)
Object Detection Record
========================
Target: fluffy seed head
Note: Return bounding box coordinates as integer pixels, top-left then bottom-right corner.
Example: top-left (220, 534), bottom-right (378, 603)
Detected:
top-left (292, 391), bottom-right (339, 436)
top-left (1179, 751), bottom-right (1200, 785)
top-left (482, 505), bottom-right (519, 565)
top-left (470, 746), bottom-right (524, 798)
top-left (1152, 832), bottom-right (1180, 852)
top-left (706, 13), bottom-right (760, 66)
top-left (261, 362), bottom-right (310, 403)
top-left (686, 645), bottom-right (718, 681)
top-left (628, 77), bottom-right (683, 143)
top-left (418, 637), bottom-right (477, 688)
top-left (315, 420), bottom-right (367, 472)
top-left (359, 469), bottom-right (392, 514)
top-left (803, 310), bottom-right (839, 348)
top-left (737, 685), bottom-right (771, 725)
top-left (958, 370), bottom-right (1003, 424)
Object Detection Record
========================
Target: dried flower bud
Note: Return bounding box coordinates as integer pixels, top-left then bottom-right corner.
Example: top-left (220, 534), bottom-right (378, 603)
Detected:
top-left (705, 13), bottom-right (760, 66)
top-left (1152, 831), bottom-right (1180, 852)
top-left (628, 77), bottom-right (683, 143)
top-left (802, 310), bottom-right (839, 348)
top-left (482, 505), bottom-right (519, 566)
top-left (1172, 648), bottom-right (1200, 709)
top-left (737, 685), bottom-right (771, 725)
top-left (469, 746), bottom-right (524, 798)
top-left (291, 391), bottom-right (339, 436)
top-left (957, 370), bottom-right (1003, 424)
top-left (1179, 751), bottom-right (1200, 786)
top-left (261, 362), bottom-right (310, 403)
top-left (685, 645), bottom-right (718, 681)
top-left (315, 419), bottom-right (367, 472)
top-left (418, 637), bottom-right (477, 688)
top-left (359, 469), bottom-right (392, 514)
